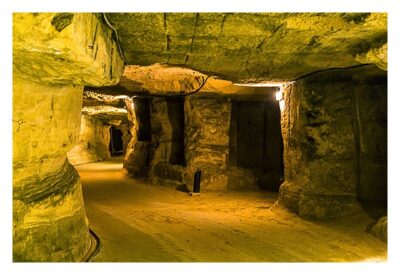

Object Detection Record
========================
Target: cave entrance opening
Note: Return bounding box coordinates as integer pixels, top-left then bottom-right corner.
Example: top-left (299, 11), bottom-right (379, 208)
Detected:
top-left (109, 126), bottom-right (124, 157)
top-left (229, 86), bottom-right (285, 192)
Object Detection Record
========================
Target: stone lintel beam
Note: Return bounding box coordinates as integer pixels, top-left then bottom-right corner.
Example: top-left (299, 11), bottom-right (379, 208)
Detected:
top-left (83, 91), bottom-right (128, 108)
top-left (88, 63), bottom-right (280, 98)
top-left (82, 106), bottom-right (128, 124)
top-left (13, 13), bottom-right (124, 86)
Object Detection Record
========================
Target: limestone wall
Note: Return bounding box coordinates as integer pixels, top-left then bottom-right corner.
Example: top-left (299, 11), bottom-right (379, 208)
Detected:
top-left (123, 98), bottom-right (148, 178)
top-left (278, 65), bottom-right (387, 219)
top-left (184, 97), bottom-right (231, 191)
top-left (13, 13), bottom-right (124, 261)
top-left (148, 98), bottom-right (185, 186)
top-left (67, 115), bottom-right (111, 165)
top-left (13, 77), bottom-right (89, 261)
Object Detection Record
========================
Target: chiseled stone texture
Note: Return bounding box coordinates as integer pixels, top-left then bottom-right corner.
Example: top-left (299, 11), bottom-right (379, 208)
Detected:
top-left (227, 166), bottom-right (257, 190)
top-left (278, 65), bottom-right (387, 219)
top-left (106, 13), bottom-right (386, 82)
top-left (123, 99), bottom-right (153, 178)
top-left (355, 43), bottom-right (387, 71)
top-left (149, 98), bottom-right (181, 166)
top-left (147, 98), bottom-right (185, 186)
top-left (13, 13), bottom-right (124, 86)
top-left (13, 13), bottom-right (124, 262)
top-left (13, 77), bottom-right (90, 261)
top-left (67, 115), bottom-right (111, 165)
top-left (370, 216), bottom-right (387, 242)
top-left (184, 97), bottom-right (231, 191)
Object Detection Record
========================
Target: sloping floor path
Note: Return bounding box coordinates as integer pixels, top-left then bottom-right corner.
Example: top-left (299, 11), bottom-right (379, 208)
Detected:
top-left (76, 158), bottom-right (386, 262)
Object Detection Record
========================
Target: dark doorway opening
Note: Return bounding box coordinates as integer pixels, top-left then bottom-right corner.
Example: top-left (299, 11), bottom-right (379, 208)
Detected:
top-left (166, 97), bottom-right (185, 166)
top-left (135, 98), bottom-right (152, 142)
top-left (109, 126), bottom-right (124, 156)
top-left (229, 99), bottom-right (284, 191)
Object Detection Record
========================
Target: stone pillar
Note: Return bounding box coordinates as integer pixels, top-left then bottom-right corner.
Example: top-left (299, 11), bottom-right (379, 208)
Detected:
top-left (150, 97), bottom-right (185, 166)
top-left (184, 97), bottom-right (231, 191)
top-left (278, 65), bottom-right (386, 219)
top-left (67, 115), bottom-right (111, 165)
top-left (13, 78), bottom-right (89, 261)
top-left (123, 99), bottom-right (149, 178)
top-left (13, 13), bottom-right (123, 261)
top-left (228, 101), bottom-right (238, 166)
top-left (148, 98), bottom-right (185, 186)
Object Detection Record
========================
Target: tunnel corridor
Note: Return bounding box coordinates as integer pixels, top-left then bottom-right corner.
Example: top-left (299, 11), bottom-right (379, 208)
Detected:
top-left (12, 13), bottom-right (388, 262)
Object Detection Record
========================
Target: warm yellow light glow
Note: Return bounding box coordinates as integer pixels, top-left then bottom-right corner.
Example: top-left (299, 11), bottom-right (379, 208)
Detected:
top-left (276, 91), bottom-right (283, 101)
top-left (359, 256), bottom-right (386, 262)
top-left (279, 100), bottom-right (285, 111)
top-left (234, 82), bottom-right (284, 88)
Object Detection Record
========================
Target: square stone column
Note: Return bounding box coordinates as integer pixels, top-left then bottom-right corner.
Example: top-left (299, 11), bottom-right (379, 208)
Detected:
top-left (184, 97), bottom-right (231, 191)
top-left (278, 65), bottom-right (386, 219)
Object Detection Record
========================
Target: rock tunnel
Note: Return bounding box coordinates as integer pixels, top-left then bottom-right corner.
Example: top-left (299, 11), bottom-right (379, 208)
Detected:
top-left (13, 13), bottom-right (387, 262)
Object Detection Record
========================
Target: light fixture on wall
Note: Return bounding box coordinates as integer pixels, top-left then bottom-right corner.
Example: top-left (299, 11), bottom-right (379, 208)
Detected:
top-left (275, 91), bottom-right (283, 101)
top-left (275, 90), bottom-right (284, 111)
top-left (233, 81), bottom-right (290, 112)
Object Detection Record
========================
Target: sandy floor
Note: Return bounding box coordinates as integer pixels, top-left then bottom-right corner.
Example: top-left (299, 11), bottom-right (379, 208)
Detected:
top-left (76, 158), bottom-right (386, 262)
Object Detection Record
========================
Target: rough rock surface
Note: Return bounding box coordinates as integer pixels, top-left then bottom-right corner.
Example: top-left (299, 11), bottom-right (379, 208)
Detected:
top-left (68, 115), bottom-right (111, 165)
top-left (370, 216), bottom-right (387, 242)
top-left (13, 13), bottom-right (124, 261)
top-left (355, 43), bottom-right (387, 71)
top-left (123, 98), bottom-right (151, 178)
top-left (277, 65), bottom-right (387, 219)
top-left (13, 13), bottom-right (124, 86)
top-left (13, 77), bottom-right (90, 261)
top-left (68, 105), bottom-right (132, 165)
top-left (148, 98), bottom-right (185, 186)
top-left (124, 141), bottom-right (150, 178)
top-left (184, 97), bottom-right (231, 191)
top-left (227, 166), bottom-right (257, 190)
top-left (116, 64), bottom-right (278, 97)
top-left (106, 13), bottom-right (386, 82)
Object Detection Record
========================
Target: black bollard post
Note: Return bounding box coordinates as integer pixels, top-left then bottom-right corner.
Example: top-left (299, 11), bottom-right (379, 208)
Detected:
top-left (193, 169), bottom-right (202, 193)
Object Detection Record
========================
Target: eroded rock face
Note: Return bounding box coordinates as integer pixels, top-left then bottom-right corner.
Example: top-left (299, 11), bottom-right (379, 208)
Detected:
top-left (13, 13), bottom-right (124, 86)
top-left (106, 13), bottom-right (386, 82)
top-left (277, 65), bottom-right (387, 219)
top-left (184, 97), bottom-right (231, 191)
top-left (146, 98), bottom-right (185, 186)
top-left (370, 216), bottom-right (387, 242)
top-left (67, 115), bottom-right (111, 165)
top-left (355, 43), bottom-right (387, 71)
top-left (13, 77), bottom-right (90, 261)
top-left (13, 13), bottom-right (124, 261)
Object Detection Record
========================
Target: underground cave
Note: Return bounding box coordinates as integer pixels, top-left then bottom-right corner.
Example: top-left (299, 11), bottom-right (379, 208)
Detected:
top-left (13, 12), bottom-right (387, 262)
